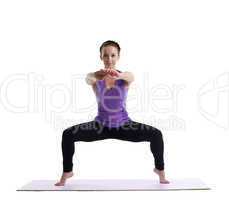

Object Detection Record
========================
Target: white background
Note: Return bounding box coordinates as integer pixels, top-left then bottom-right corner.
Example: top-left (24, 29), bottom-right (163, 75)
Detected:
top-left (0, 0), bottom-right (229, 199)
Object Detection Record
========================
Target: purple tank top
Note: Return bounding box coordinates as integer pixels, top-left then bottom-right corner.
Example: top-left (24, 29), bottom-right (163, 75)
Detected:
top-left (94, 78), bottom-right (131, 128)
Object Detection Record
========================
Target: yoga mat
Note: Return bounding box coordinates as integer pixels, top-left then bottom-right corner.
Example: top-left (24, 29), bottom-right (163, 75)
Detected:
top-left (17, 178), bottom-right (210, 191)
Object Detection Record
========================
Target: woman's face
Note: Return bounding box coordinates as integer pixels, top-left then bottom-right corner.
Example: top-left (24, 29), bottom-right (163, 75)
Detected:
top-left (100, 46), bottom-right (120, 69)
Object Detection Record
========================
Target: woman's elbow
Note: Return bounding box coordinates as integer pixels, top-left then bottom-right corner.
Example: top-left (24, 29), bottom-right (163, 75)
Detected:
top-left (85, 73), bottom-right (96, 85)
top-left (128, 72), bottom-right (135, 83)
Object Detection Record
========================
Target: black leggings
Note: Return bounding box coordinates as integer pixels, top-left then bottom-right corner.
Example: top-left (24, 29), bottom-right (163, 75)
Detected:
top-left (61, 120), bottom-right (165, 172)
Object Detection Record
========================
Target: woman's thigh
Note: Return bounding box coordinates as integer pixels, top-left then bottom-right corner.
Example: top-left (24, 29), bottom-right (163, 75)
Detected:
top-left (63, 120), bottom-right (109, 142)
top-left (112, 120), bottom-right (161, 142)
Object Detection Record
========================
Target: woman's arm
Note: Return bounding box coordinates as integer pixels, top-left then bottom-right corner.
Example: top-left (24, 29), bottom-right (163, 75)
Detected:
top-left (85, 69), bottom-right (134, 86)
top-left (85, 70), bottom-right (107, 85)
top-left (117, 71), bottom-right (135, 85)
top-left (85, 72), bottom-right (97, 85)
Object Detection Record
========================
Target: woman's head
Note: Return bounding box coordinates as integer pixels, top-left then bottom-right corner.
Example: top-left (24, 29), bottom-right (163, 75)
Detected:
top-left (99, 40), bottom-right (121, 69)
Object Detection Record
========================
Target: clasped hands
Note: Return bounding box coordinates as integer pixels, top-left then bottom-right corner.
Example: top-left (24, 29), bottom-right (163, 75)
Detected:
top-left (98, 68), bottom-right (121, 80)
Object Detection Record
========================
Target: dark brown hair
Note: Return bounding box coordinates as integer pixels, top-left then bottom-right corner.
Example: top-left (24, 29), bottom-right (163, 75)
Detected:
top-left (99, 40), bottom-right (121, 55)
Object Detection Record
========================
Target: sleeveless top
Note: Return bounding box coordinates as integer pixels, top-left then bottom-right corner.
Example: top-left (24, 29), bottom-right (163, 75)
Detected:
top-left (94, 74), bottom-right (132, 128)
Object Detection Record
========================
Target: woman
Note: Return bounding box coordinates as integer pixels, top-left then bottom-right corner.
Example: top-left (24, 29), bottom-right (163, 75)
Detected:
top-left (55, 40), bottom-right (169, 186)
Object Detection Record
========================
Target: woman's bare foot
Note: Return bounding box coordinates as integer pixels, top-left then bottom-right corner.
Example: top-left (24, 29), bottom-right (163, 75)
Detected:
top-left (54, 171), bottom-right (74, 186)
top-left (153, 168), bottom-right (170, 184)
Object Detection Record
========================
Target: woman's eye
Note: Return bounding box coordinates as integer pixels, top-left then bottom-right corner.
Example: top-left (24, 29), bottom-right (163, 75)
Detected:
top-left (103, 54), bottom-right (116, 58)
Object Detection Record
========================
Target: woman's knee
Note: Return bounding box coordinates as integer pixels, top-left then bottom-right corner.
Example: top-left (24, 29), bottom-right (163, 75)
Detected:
top-left (151, 127), bottom-right (163, 139)
top-left (62, 126), bottom-right (76, 141)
